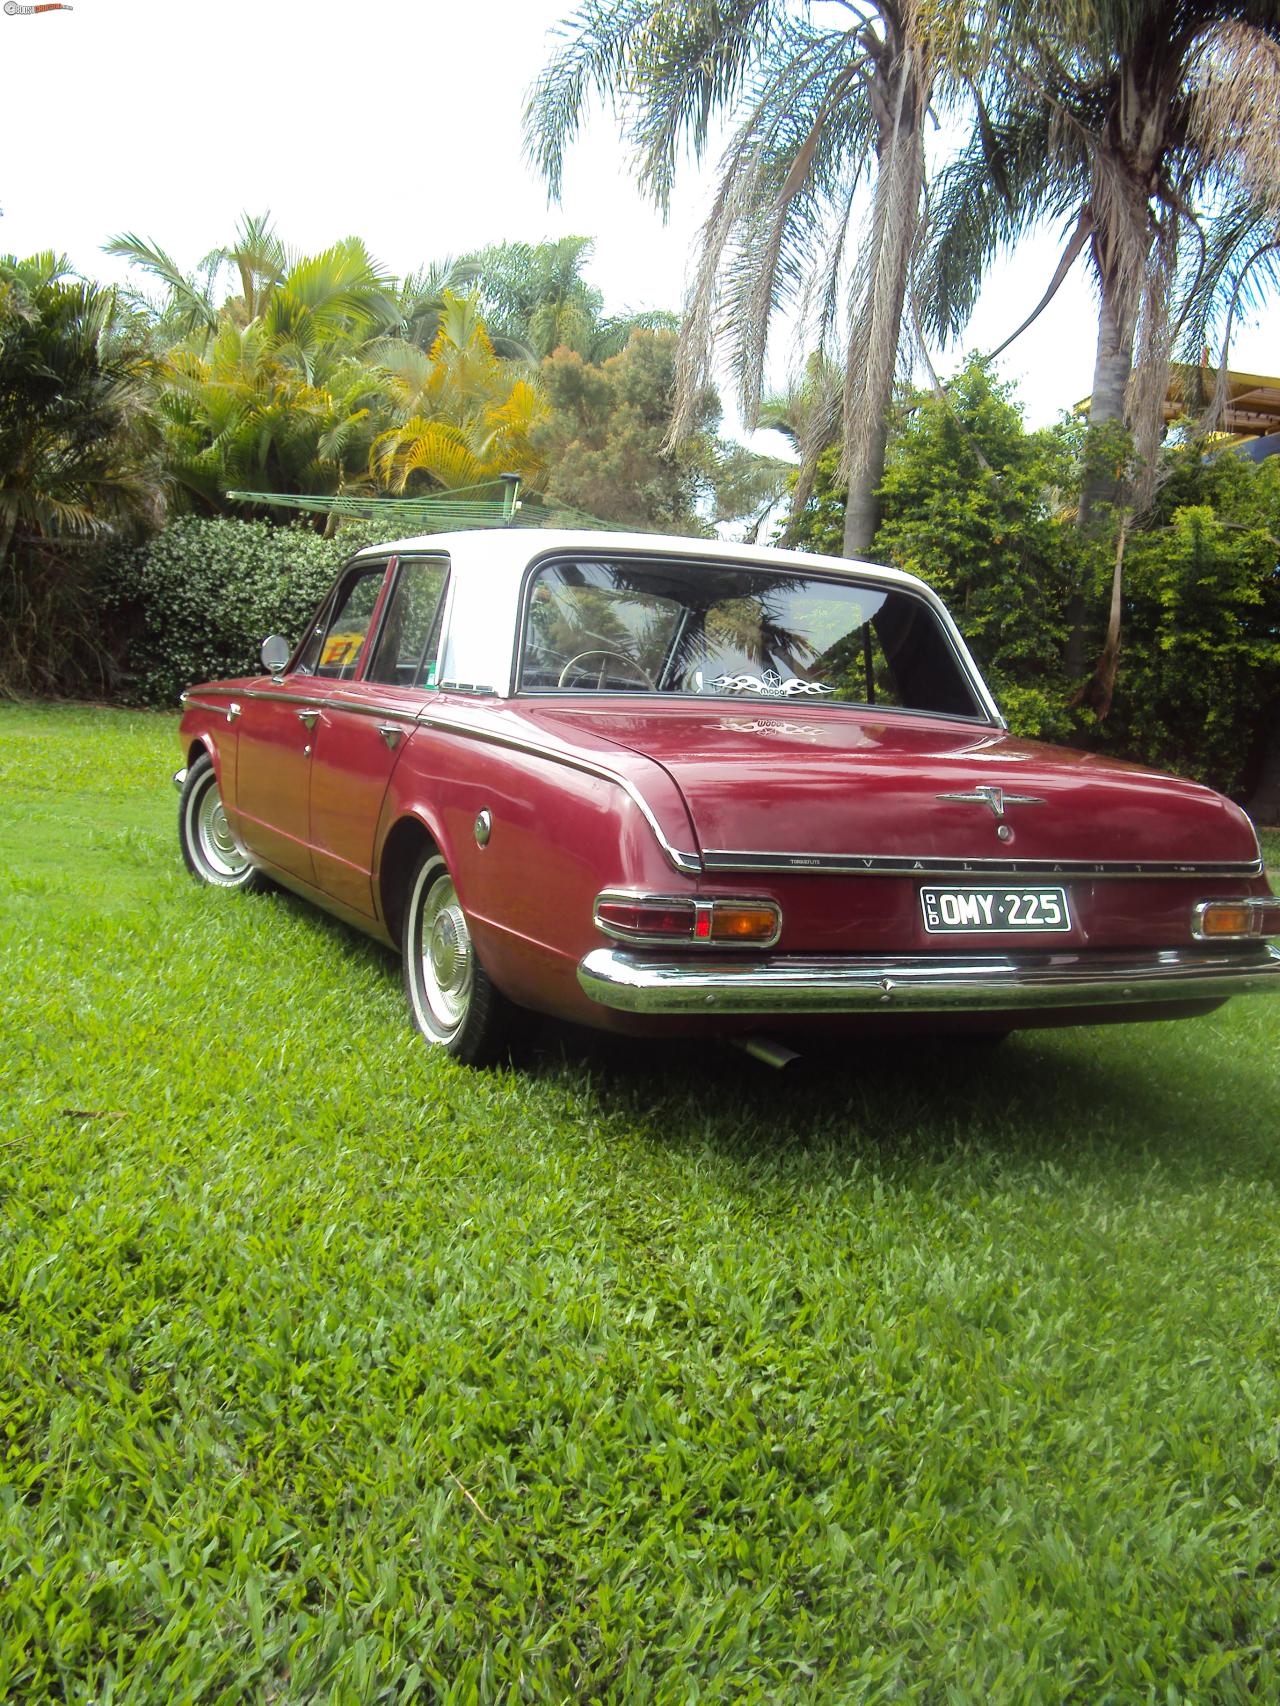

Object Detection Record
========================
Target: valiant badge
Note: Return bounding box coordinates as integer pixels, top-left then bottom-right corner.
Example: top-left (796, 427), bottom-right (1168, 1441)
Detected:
top-left (936, 785), bottom-right (1046, 817)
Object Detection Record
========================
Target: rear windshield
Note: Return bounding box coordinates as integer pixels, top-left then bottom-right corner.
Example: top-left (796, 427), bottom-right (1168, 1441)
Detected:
top-left (518, 554), bottom-right (984, 718)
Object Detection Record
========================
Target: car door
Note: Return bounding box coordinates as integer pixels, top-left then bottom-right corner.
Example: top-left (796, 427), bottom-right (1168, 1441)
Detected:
top-left (310, 554), bottom-right (450, 915)
top-left (234, 559), bottom-right (392, 885)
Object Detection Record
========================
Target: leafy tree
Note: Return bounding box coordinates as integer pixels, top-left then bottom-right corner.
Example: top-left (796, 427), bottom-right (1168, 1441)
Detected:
top-left (532, 329), bottom-right (718, 532)
top-left (527, 0), bottom-right (975, 557)
top-left (792, 362), bottom-right (1080, 736)
top-left (707, 440), bottom-right (795, 542)
top-left (874, 364), bottom-right (1080, 734)
top-left (790, 364), bottom-right (1280, 795)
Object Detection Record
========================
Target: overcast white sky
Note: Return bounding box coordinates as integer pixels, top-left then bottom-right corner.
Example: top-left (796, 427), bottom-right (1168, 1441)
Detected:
top-left (2, 0), bottom-right (1274, 445)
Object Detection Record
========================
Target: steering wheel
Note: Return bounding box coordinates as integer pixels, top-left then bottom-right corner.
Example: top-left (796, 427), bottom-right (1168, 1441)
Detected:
top-left (556, 649), bottom-right (655, 690)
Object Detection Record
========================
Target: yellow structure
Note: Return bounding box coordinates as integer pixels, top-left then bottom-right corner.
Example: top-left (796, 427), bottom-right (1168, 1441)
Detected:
top-left (1163, 364), bottom-right (1280, 442)
top-left (1077, 364), bottom-right (1280, 444)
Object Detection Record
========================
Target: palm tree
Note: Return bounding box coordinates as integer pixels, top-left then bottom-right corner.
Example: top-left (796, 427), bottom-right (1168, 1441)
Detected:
top-left (0, 252), bottom-right (158, 576)
top-left (368, 292), bottom-right (546, 494)
top-left (921, 3), bottom-right (1280, 520)
top-left (919, 1), bottom-right (1280, 686)
top-left (463, 235), bottom-right (677, 362)
top-left (107, 212), bottom-right (291, 340)
top-left (158, 319), bottom-right (385, 512)
top-left (526, 1), bottom-right (961, 558)
top-left (107, 219), bottom-right (402, 513)
top-left (388, 256), bottom-right (485, 350)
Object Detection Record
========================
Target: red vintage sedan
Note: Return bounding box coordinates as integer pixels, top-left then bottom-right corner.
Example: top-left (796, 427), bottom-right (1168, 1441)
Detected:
top-left (175, 530), bottom-right (1280, 1063)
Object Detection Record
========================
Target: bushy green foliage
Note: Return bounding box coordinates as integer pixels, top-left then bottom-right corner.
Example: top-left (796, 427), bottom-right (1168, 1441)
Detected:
top-left (789, 365), bottom-right (1280, 796)
top-left (791, 365), bottom-right (1081, 741)
top-left (1106, 453), bottom-right (1280, 797)
top-left (874, 367), bottom-right (1080, 739)
top-left (3, 703), bottom-right (1280, 1701)
top-left (101, 516), bottom-right (382, 706)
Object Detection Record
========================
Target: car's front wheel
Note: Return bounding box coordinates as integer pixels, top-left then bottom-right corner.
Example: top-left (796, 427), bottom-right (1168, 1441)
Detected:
top-left (402, 851), bottom-right (511, 1065)
top-left (179, 754), bottom-right (268, 891)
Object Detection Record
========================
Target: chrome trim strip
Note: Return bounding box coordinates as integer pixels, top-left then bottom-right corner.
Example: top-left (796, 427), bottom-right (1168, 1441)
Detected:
top-left (703, 849), bottom-right (1266, 880)
top-left (578, 943), bottom-right (1280, 1016)
top-left (242, 687), bottom-right (327, 706)
top-left (181, 696), bottom-right (236, 716)
top-left (1191, 897), bottom-right (1280, 940)
top-left (593, 889), bottom-right (783, 948)
top-left (238, 688), bottom-right (420, 726)
top-left (332, 700), bottom-right (421, 725)
top-left (418, 712), bottom-right (702, 874)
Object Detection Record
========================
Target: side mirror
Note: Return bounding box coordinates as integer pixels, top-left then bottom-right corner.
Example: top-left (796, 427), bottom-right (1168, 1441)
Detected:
top-left (261, 634), bottom-right (291, 678)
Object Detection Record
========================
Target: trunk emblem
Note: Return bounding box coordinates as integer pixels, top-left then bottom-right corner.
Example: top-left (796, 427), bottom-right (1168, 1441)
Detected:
top-left (937, 785), bottom-right (1046, 818)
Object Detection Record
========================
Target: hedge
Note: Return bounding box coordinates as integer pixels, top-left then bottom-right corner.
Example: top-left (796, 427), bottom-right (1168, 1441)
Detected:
top-left (100, 518), bottom-right (384, 707)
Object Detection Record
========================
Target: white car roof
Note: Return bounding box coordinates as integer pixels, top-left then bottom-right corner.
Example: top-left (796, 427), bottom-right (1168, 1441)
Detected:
top-left (350, 528), bottom-right (998, 718)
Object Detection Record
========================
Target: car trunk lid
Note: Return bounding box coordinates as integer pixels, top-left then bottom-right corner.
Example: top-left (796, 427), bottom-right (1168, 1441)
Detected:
top-left (524, 702), bottom-right (1261, 871)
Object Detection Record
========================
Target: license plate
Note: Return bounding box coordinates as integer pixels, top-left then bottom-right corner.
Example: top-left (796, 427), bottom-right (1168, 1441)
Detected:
top-left (920, 885), bottom-right (1071, 934)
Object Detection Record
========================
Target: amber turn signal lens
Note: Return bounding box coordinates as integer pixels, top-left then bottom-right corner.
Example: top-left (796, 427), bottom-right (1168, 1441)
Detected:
top-left (709, 905), bottom-right (780, 943)
top-left (1199, 906), bottom-right (1255, 937)
top-left (1192, 898), bottom-right (1280, 940)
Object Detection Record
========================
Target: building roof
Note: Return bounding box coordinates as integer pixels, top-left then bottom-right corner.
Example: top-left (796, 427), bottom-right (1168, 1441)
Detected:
top-left (1076, 363), bottom-right (1280, 443)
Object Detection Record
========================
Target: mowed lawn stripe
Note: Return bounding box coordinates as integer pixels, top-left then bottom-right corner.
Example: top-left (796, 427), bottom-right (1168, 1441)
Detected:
top-left (2, 703), bottom-right (1279, 1704)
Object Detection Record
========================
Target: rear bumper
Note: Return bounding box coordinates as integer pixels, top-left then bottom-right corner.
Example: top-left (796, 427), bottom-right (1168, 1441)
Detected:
top-left (577, 944), bottom-right (1280, 1015)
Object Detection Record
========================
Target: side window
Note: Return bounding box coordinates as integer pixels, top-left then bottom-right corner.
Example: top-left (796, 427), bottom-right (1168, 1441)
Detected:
top-left (365, 558), bottom-right (449, 687)
top-left (311, 565), bottom-right (388, 681)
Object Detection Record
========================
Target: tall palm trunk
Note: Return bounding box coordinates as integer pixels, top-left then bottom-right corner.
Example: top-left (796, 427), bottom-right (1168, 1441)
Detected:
top-left (841, 35), bottom-right (927, 560)
top-left (1067, 248), bottom-right (1138, 675)
top-left (1079, 262), bottom-right (1136, 513)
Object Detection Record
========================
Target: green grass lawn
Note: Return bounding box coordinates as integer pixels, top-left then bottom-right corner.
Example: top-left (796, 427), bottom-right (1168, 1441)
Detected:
top-left (2, 702), bottom-right (1279, 1705)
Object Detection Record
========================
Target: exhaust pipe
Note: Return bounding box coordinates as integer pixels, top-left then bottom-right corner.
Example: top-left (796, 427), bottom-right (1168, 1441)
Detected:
top-left (732, 1036), bottom-right (801, 1070)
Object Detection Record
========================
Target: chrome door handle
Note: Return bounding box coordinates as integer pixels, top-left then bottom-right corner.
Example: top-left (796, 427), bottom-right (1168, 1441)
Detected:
top-left (296, 708), bottom-right (320, 730)
top-left (376, 723), bottom-right (403, 750)
top-left (227, 702), bottom-right (241, 723)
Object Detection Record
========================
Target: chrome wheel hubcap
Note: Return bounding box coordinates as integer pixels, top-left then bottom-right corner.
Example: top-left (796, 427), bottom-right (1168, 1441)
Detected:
top-left (195, 782), bottom-right (249, 880)
top-left (419, 875), bottom-right (473, 1031)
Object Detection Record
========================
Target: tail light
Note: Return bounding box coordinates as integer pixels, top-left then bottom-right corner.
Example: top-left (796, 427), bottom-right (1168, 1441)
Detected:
top-left (1192, 898), bottom-right (1280, 940)
top-left (594, 891), bottom-right (781, 947)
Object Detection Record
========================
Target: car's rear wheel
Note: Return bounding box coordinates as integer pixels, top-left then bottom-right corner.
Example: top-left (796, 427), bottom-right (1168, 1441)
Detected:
top-left (402, 850), bottom-right (511, 1064)
top-left (179, 754), bottom-right (267, 890)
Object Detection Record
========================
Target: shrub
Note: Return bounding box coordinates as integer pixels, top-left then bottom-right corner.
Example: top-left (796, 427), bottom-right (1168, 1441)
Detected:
top-left (101, 516), bottom-right (383, 706)
top-left (1105, 467), bottom-right (1280, 797)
